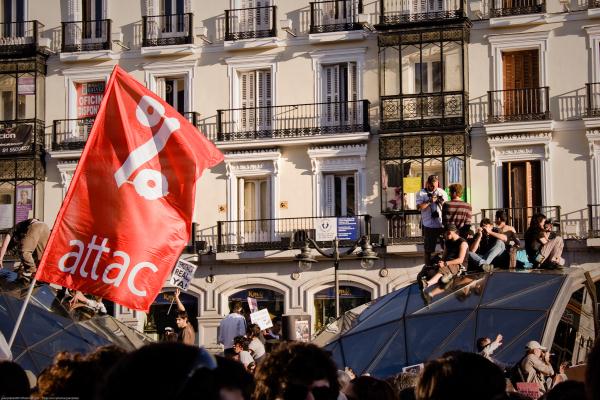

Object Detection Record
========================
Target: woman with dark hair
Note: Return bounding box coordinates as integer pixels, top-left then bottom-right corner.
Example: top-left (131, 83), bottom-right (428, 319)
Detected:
top-left (524, 213), bottom-right (565, 268)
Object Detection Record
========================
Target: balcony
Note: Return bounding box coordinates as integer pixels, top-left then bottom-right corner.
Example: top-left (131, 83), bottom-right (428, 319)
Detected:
top-left (216, 100), bottom-right (370, 145)
top-left (380, 92), bottom-right (467, 133)
top-left (590, 0), bottom-right (600, 8)
top-left (217, 215), bottom-right (371, 253)
top-left (377, 0), bottom-right (465, 28)
top-left (487, 87), bottom-right (550, 124)
top-left (225, 6), bottom-right (276, 41)
top-left (61, 20), bottom-right (111, 52)
top-left (490, 0), bottom-right (545, 18)
top-left (142, 13), bottom-right (193, 47)
top-left (310, 0), bottom-right (363, 33)
top-left (51, 112), bottom-right (199, 153)
top-left (481, 206), bottom-right (561, 236)
top-left (386, 211), bottom-right (423, 245)
top-left (0, 20), bottom-right (43, 57)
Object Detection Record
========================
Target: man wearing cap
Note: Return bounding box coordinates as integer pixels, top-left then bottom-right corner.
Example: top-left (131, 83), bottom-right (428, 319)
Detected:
top-left (416, 175), bottom-right (448, 266)
top-left (520, 340), bottom-right (554, 393)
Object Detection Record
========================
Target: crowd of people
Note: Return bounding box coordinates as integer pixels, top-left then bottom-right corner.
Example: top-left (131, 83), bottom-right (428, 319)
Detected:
top-left (417, 175), bottom-right (566, 303)
top-left (0, 337), bottom-right (598, 400)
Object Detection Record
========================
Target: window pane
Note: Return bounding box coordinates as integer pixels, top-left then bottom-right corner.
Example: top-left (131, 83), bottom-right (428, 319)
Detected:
top-left (381, 47), bottom-right (400, 96)
top-left (443, 41), bottom-right (463, 92)
top-left (445, 157), bottom-right (464, 189)
top-left (176, 78), bottom-right (185, 114)
top-left (401, 44), bottom-right (420, 95)
top-left (0, 75), bottom-right (15, 120)
top-left (0, 182), bottom-right (14, 228)
top-left (243, 181), bottom-right (255, 220)
top-left (432, 61), bottom-right (442, 92)
top-left (334, 176), bottom-right (342, 217)
top-left (346, 176), bottom-right (355, 216)
top-left (165, 79), bottom-right (174, 107)
top-left (259, 180), bottom-right (269, 220)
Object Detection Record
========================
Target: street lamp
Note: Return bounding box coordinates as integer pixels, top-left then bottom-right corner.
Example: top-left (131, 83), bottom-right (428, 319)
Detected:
top-left (295, 233), bottom-right (378, 319)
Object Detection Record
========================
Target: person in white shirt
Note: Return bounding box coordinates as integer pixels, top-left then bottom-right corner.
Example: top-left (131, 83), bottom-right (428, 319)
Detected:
top-left (218, 301), bottom-right (247, 357)
top-left (416, 175), bottom-right (448, 266)
top-left (247, 323), bottom-right (266, 362)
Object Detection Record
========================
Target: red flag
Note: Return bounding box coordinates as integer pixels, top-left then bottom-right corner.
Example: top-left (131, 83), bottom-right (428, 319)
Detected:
top-left (36, 66), bottom-right (223, 311)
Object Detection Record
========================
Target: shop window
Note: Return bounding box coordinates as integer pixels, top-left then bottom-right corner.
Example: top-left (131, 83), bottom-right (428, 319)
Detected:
top-left (229, 288), bottom-right (284, 320)
top-left (314, 285), bottom-right (371, 332)
top-left (144, 290), bottom-right (198, 341)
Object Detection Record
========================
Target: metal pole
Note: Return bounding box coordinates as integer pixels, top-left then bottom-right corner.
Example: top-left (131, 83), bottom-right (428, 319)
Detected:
top-left (333, 237), bottom-right (340, 319)
top-left (8, 277), bottom-right (37, 349)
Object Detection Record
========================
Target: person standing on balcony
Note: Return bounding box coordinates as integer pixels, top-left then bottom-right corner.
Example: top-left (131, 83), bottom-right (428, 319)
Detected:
top-left (416, 175), bottom-right (448, 266)
top-left (442, 183), bottom-right (472, 237)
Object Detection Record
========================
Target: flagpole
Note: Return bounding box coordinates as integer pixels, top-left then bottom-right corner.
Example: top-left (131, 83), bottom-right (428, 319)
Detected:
top-left (8, 278), bottom-right (37, 349)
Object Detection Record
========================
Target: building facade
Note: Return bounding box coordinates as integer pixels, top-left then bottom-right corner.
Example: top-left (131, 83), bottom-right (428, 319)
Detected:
top-left (1, 0), bottom-right (600, 348)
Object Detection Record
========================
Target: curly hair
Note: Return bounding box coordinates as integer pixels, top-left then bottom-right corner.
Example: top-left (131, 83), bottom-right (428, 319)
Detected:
top-left (253, 342), bottom-right (340, 400)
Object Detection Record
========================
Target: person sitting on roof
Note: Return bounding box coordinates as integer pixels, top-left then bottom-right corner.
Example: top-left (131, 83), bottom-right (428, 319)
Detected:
top-left (468, 219), bottom-right (507, 273)
top-left (524, 214), bottom-right (565, 269)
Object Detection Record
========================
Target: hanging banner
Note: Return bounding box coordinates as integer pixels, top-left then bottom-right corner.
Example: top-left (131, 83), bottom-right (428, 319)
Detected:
top-left (0, 125), bottom-right (33, 155)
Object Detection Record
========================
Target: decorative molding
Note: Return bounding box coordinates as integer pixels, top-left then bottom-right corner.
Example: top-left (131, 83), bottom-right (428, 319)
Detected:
top-left (487, 131), bottom-right (552, 207)
top-left (57, 161), bottom-right (79, 198)
top-left (487, 30), bottom-right (550, 91)
top-left (307, 144), bottom-right (368, 216)
top-left (585, 26), bottom-right (600, 83)
top-left (586, 130), bottom-right (600, 203)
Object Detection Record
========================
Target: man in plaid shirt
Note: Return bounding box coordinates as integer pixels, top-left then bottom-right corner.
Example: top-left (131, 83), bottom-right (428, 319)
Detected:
top-left (442, 183), bottom-right (472, 237)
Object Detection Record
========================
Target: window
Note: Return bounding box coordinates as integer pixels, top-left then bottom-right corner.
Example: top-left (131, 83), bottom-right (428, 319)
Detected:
top-left (324, 174), bottom-right (356, 217)
top-left (322, 63), bottom-right (357, 126)
top-left (240, 178), bottom-right (271, 242)
top-left (380, 134), bottom-right (467, 213)
top-left (415, 61), bottom-right (441, 93)
top-left (2, 0), bottom-right (25, 36)
top-left (160, 0), bottom-right (185, 33)
top-left (157, 77), bottom-right (185, 114)
top-left (239, 69), bottom-right (271, 131)
top-left (0, 73), bottom-right (36, 120)
top-left (82, 0), bottom-right (104, 39)
top-left (236, 0), bottom-right (271, 32)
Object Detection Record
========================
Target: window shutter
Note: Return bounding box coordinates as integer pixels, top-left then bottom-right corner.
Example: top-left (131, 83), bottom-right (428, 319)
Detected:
top-left (257, 70), bottom-right (272, 129)
top-left (323, 64), bottom-right (340, 124)
top-left (240, 71), bottom-right (256, 130)
top-left (146, 0), bottom-right (155, 15)
top-left (324, 174), bottom-right (336, 216)
top-left (67, 0), bottom-right (82, 46)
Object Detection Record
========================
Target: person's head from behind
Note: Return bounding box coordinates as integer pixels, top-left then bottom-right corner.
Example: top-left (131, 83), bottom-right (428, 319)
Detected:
top-left (247, 323), bottom-right (261, 339)
top-left (231, 301), bottom-right (243, 314)
top-left (444, 224), bottom-right (459, 241)
top-left (416, 351), bottom-right (505, 400)
top-left (545, 380), bottom-right (586, 400)
top-left (176, 310), bottom-right (189, 329)
top-left (495, 210), bottom-right (508, 226)
top-left (344, 375), bottom-right (395, 400)
top-left (448, 183), bottom-right (463, 200)
top-left (98, 342), bottom-right (216, 400)
top-left (253, 342), bottom-right (339, 400)
top-left (476, 337), bottom-right (492, 352)
top-left (425, 175), bottom-right (439, 192)
top-left (529, 213), bottom-right (547, 230)
top-left (0, 361), bottom-right (30, 398)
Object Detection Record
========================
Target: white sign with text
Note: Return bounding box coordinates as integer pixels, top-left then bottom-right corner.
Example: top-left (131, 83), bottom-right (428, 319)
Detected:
top-left (316, 217), bottom-right (337, 241)
top-left (250, 308), bottom-right (273, 330)
top-left (169, 259), bottom-right (197, 291)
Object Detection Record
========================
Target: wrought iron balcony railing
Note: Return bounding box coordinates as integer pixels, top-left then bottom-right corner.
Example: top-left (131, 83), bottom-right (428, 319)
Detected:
top-left (487, 87), bottom-right (550, 123)
top-left (216, 100), bottom-right (370, 142)
top-left (225, 5), bottom-right (276, 41)
top-left (378, 0), bottom-right (465, 26)
top-left (310, 0), bottom-right (363, 33)
top-left (380, 91), bottom-right (467, 132)
top-left (52, 112), bottom-right (200, 151)
top-left (0, 20), bottom-right (43, 56)
top-left (586, 83), bottom-right (600, 118)
top-left (386, 211), bottom-right (423, 245)
top-left (61, 19), bottom-right (111, 52)
top-left (481, 206), bottom-right (561, 236)
top-left (589, 204), bottom-right (600, 238)
top-left (490, 0), bottom-right (545, 17)
top-left (52, 117), bottom-right (94, 151)
top-left (589, 0), bottom-right (600, 8)
top-left (142, 13), bottom-right (193, 47)
top-left (217, 215), bottom-right (371, 252)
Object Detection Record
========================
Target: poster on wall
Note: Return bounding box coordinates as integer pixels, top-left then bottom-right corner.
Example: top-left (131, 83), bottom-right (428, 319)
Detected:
top-left (0, 204), bottom-right (13, 229)
top-left (0, 125), bottom-right (33, 155)
top-left (294, 319), bottom-right (310, 342)
top-left (17, 77), bottom-right (35, 95)
top-left (76, 81), bottom-right (106, 119)
top-left (15, 185), bottom-right (33, 224)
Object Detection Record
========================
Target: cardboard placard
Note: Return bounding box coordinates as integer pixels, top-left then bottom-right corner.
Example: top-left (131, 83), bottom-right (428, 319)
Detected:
top-left (169, 259), bottom-right (197, 291)
top-left (250, 308), bottom-right (273, 330)
top-left (516, 382), bottom-right (541, 399)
